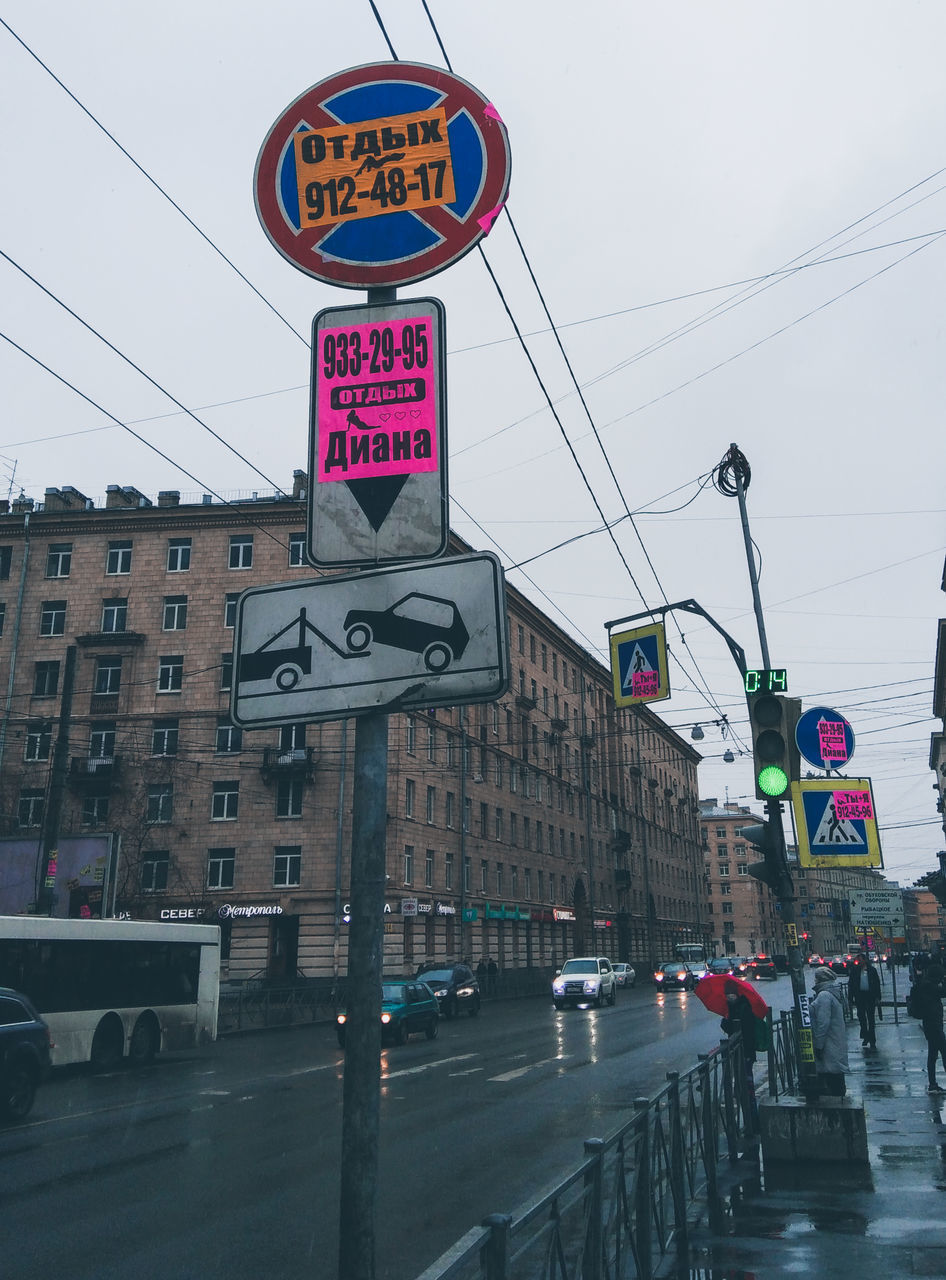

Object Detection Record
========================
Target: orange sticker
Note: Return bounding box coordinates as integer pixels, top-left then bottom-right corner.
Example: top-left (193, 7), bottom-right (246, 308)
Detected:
top-left (293, 108), bottom-right (456, 227)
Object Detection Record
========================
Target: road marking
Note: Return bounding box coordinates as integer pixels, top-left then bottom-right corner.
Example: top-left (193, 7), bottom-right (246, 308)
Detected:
top-left (384, 1054), bottom-right (476, 1075)
top-left (489, 1055), bottom-right (569, 1083)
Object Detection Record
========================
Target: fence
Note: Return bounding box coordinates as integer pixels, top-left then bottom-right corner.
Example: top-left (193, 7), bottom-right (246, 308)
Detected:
top-left (414, 1029), bottom-right (761, 1280)
top-left (217, 977), bottom-right (338, 1034)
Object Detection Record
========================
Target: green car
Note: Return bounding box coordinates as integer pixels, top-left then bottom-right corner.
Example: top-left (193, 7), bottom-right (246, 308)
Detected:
top-left (336, 980), bottom-right (440, 1049)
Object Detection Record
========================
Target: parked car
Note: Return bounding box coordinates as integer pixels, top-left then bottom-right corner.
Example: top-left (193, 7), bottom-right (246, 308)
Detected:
top-left (551, 957), bottom-right (617, 1009)
top-left (706, 957), bottom-right (735, 975)
top-left (613, 962), bottom-right (636, 988)
top-left (749, 955), bottom-right (778, 981)
top-left (653, 962), bottom-right (697, 992)
top-left (414, 963), bottom-right (481, 1018)
top-left (0, 988), bottom-right (52, 1122)
top-left (336, 981), bottom-right (440, 1048)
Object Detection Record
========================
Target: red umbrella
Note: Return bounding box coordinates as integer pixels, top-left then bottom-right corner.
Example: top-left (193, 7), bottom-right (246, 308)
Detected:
top-left (694, 973), bottom-right (769, 1019)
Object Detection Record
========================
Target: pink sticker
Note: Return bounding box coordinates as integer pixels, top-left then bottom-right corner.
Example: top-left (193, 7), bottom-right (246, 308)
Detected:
top-left (818, 719), bottom-right (847, 762)
top-left (317, 317), bottom-right (439, 483)
top-left (483, 102), bottom-right (504, 124)
top-left (477, 203), bottom-right (505, 234)
top-left (631, 670), bottom-right (659, 698)
top-left (833, 790), bottom-right (873, 822)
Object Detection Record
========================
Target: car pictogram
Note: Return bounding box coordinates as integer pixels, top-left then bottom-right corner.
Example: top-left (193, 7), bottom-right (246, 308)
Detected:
top-left (343, 593), bottom-right (469, 672)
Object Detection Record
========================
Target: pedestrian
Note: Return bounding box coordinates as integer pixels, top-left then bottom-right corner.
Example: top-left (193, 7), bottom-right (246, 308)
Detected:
top-left (487, 957), bottom-right (498, 997)
top-left (847, 952), bottom-right (881, 1049)
top-left (911, 961), bottom-right (946, 1092)
top-left (810, 966), bottom-right (849, 1097)
top-left (720, 979), bottom-right (759, 1130)
top-left (476, 957), bottom-right (488, 988)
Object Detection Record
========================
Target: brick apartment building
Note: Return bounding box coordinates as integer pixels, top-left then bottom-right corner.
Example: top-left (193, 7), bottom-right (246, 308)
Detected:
top-left (0, 477), bottom-right (706, 982)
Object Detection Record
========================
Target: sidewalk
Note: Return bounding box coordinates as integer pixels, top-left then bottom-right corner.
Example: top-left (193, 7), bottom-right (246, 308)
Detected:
top-left (674, 1011), bottom-right (946, 1279)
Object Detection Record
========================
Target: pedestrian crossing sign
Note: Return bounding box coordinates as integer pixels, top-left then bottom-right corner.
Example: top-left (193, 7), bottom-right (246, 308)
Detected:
top-left (791, 777), bottom-right (882, 868)
top-left (609, 621), bottom-right (670, 706)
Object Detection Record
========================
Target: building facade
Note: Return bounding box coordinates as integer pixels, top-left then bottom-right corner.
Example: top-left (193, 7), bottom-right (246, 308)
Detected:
top-left (0, 479), bottom-right (706, 981)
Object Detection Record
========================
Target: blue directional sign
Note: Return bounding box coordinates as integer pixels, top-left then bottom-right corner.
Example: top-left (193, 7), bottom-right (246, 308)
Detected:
top-left (792, 778), bottom-right (882, 869)
top-left (795, 705), bottom-right (855, 770)
top-left (609, 621), bottom-right (669, 706)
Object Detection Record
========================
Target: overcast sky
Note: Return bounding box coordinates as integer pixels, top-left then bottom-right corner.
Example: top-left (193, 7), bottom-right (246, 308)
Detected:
top-left (1, 2), bottom-right (943, 886)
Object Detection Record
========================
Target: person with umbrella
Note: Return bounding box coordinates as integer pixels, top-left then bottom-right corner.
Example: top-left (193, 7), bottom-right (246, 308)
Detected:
top-left (719, 979), bottom-right (761, 1068)
top-left (697, 975), bottom-right (767, 1132)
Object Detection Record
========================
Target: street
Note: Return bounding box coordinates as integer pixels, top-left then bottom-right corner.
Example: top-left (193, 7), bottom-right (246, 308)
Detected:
top-left (0, 977), bottom-right (792, 1280)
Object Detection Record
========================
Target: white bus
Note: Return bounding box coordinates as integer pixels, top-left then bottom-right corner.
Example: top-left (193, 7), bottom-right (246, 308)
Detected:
top-left (0, 916), bottom-right (220, 1068)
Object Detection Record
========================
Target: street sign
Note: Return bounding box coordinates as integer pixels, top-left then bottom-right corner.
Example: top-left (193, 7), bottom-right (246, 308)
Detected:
top-left (791, 778), bottom-right (882, 868)
top-left (847, 887), bottom-right (905, 931)
top-left (231, 552), bottom-right (509, 727)
top-left (609, 621), bottom-right (670, 706)
top-left (795, 705), bottom-right (855, 769)
top-left (307, 298), bottom-right (447, 567)
top-left (254, 62), bottom-right (512, 288)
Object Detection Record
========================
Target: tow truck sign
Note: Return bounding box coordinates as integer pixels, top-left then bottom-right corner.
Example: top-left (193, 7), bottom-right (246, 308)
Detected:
top-left (230, 553), bottom-right (509, 727)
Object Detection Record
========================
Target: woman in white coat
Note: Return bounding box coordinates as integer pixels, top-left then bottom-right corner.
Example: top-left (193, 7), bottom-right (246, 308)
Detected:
top-left (810, 965), bottom-right (849, 1097)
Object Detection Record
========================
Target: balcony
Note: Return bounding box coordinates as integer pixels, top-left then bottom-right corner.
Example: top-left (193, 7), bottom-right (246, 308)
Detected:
top-left (515, 694), bottom-right (536, 710)
top-left (549, 717), bottom-right (567, 732)
top-left (614, 869), bottom-right (631, 888)
top-left (260, 746), bottom-right (316, 782)
top-left (76, 631), bottom-right (146, 648)
top-left (70, 755), bottom-right (121, 786)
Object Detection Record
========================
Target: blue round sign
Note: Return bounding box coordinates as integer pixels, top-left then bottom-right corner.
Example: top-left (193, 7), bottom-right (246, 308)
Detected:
top-left (795, 706), bottom-right (855, 770)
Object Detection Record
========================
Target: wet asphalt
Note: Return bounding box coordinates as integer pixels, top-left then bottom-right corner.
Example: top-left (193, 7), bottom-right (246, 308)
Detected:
top-left (669, 1007), bottom-right (946, 1279)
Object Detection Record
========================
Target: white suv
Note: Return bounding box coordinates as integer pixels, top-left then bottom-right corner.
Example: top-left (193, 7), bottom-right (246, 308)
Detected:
top-left (552, 956), bottom-right (617, 1009)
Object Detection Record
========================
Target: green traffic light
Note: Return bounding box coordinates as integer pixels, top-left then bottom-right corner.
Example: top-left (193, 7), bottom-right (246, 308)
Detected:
top-left (757, 764), bottom-right (789, 797)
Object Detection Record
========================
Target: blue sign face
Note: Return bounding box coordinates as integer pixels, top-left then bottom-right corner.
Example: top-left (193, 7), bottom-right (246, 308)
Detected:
top-left (795, 705), bottom-right (855, 769)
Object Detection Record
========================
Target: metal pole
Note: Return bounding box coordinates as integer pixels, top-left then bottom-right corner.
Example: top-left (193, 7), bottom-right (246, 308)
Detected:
top-left (729, 443), bottom-right (771, 670)
top-left (458, 710), bottom-right (467, 962)
top-left (338, 710), bottom-right (388, 1280)
top-left (332, 718), bottom-right (349, 997)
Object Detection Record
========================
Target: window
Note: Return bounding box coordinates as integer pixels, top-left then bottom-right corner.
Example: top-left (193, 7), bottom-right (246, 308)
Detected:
top-left (40, 600), bottom-right (66, 636)
top-left (721, 902), bottom-right (734, 915)
top-left (517, 624), bottom-right (524, 654)
top-left (524, 868), bottom-right (532, 899)
top-left (229, 535), bottom-right (253, 569)
top-left (406, 719), bottom-right (416, 754)
top-left (207, 848), bottom-right (235, 890)
top-left (158, 656), bottom-right (183, 693)
top-left (405, 778), bottom-right (415, 818)
top-left (719, 863), bottom-right (730, 877)
top-left (425, 849), bottom-right (434, 888)
top-left (163, 595), bottom-right (188, 630)
top-left (220, 652), bottom-right (233, 691)
top-left (18, 789), bottom-right (44, 827)
top-left (511, 866), bottom-right (518, 897)
top-left (216, 719), bottom-right (242, 753)
top-left (0, 547), bottom-right (10, 579)
top-left (717, 843), bottom-right (728, 856)
top-left (479, 801), bottom-right (488, 837)
top-left (33, 661), bottom-right (60, 697)
top-left (279, 724), bottom-right (306, 753)
top-left (82, 790), bottom-right (110, 825)
top-left (45, 543), bottom-right (72, 578)
top-left (715, 827), bottom-right (726, 838)
top-left (494, 808), bottom-right (504, 841)
top-left (426, 785), bottom-right (436, 824)
top-left (480, 860), bottom-right (488, 892)
top-left (276, 776), bottom-right (303, 818)
top-left (720, 883), bottom-right (731, 895)
top-left (101, 597), bottom-right (127, 633)
top-left (737, 863), bottom-right (749, 876)
top-left (89, 722), bottom-right (115, 758)
top-left (427, 725), bottom-right (436, 761)
top-left (225, 593), bottom-right (239, 628)
top-left (94, 656), bottom-right (122, 695)
top-left (152, 719), bottom-right (179, 756)
top-left (288, 533), bottom-right (306, 567)
top-left (211, 781), bottom-right (239, 821)
top-left (403, 845), bottom-right (414, 885)
top-left (510, 813), bottom-right (518, 845)
top-left (25, 722), bottom-right (51, 761)
top-left (142, 850), bottom-right (169, 894)
top-left (106, 540), bottom-right (132, 575)
top-left (496, 863), bottom-right (504, 896)
top-left (445, 791), bottom-right (455, 828)
top-left (0, 603), bottom-right (5, 636)
top-left (147, 784), bottom-right (173, 824)
top-left (274, 846), bottom-right (301, 888)
top-left (444, 852), bottom-right (454, 891)
top-left (167, 538), bottom-right (191, 572)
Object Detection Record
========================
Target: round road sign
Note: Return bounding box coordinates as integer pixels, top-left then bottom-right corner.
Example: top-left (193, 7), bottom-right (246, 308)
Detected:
top-left (254, 61), bottom-right (511, 289)
top-left (795, 705), bottom-right (856, 770)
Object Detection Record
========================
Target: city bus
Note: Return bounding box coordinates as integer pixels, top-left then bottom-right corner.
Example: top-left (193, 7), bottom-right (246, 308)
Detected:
top-left (674, 943), bottom-right (708, 966)
top-left (0, 916), bottom-right (220, 1068)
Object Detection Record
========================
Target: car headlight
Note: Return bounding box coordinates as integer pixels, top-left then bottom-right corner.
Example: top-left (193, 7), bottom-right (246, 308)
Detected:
top-left (336, 1013), bottom-right (347, 1025)
top-left (552, 980), bottom-right (566, 994)
top-left (432, 987), bottom-right (448, 998)
top-left (381, 1012), bottom-right (392, 1025)
top-left (583, 981), bottom-right (599, 994)
top-left (654, 972), bottom-right (664, 981)
top-left (676, 971), bottom-right (687, 981)
top-left (457, 985), bottom-right (473, 997)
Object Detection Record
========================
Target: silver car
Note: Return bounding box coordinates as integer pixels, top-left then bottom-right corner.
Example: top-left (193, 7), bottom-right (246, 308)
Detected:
top-left (613, 962), bottom-right (636, 988)
top-left (552, 956), bottom-right (617, 1009)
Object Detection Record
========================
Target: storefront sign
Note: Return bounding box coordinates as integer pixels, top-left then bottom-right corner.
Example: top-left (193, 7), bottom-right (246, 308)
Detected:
top-left (160, 903), bottom-right (284, 922)
top-left (553, 908), bottom-right (576, 923)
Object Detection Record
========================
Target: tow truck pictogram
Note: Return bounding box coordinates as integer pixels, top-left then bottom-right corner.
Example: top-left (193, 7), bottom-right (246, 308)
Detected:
top-left (238, 607), bottom-right (367, 691)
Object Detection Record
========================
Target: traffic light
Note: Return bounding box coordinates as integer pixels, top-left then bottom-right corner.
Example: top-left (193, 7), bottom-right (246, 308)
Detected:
top-left (740, 818), bottom-right (790, 896)
top-left (747, 692), bottom-right (801, 800)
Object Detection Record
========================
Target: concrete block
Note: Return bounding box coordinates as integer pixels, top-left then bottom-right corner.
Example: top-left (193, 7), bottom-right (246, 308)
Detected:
top-left (759, 1096), bottom-right (869, 1166)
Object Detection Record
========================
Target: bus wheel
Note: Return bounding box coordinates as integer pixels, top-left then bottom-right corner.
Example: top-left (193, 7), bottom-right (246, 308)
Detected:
top-left (90, 1015), bottom-right (124, 1070)
top-left (129, 1014), bottom-right (159, 1067)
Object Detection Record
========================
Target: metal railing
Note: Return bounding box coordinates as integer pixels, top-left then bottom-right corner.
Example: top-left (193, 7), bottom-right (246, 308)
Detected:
top-left (217, 977), bottom-right (337, 1034)
top-left (415, 1034), bottom-right (756, 1280)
